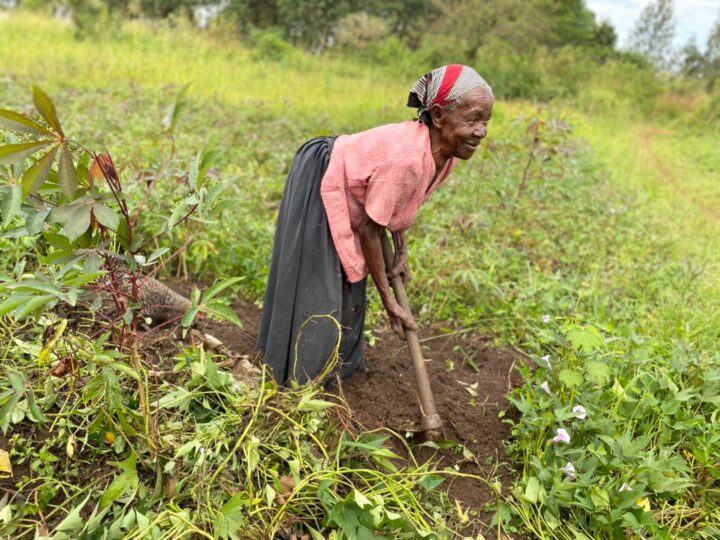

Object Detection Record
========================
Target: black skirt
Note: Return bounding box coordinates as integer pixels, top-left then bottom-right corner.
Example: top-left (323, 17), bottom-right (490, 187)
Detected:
top-left (257, 137), bottom-right (367, 385)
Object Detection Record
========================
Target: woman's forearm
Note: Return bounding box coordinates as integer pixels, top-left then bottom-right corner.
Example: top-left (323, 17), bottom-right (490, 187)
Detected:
top-left (358, 215), bottom-right (393, 305)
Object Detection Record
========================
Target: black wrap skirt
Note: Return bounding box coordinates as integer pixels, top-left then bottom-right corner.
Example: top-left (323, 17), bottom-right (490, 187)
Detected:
top-left (257, 137), bottom-right (367, 385)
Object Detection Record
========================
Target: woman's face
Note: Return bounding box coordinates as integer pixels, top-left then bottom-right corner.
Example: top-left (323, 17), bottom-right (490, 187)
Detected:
top-left (431, 86), bottom-right (494, 160)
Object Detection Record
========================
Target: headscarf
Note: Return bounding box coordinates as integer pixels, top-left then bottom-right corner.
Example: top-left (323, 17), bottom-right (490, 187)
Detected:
top-left (407, 64), bottom-right (489, 124)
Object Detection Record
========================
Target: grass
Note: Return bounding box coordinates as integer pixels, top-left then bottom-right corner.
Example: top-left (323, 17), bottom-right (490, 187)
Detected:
top-left (1, 10), bottom-right (719, 539)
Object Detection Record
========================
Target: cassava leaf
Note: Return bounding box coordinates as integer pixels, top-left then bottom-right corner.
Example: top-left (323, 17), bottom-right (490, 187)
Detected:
top-left (92, 202), bottom-right (119, 230)
top-left (58, 144), bottom-right (77, 199)
top-left (1, 184), bottom-right (22, 226)
top-left (0, 109), bottom-right (55, 137)
top-left (32, 86), bottom-right (64, 136)
top-left (0, 140), bottom-right (54, 166)
top-left (63, 204), bottom-right (92, 241)
top-left (22, 145), bottom-right (59, 196)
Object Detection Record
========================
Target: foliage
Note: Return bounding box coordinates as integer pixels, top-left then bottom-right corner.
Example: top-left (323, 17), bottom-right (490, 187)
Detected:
top-left (628, 0), bottom-right (677, 71)
top-left (2, 11), bottom-right (720, 540)
top-left (0, 338), bottom-right (465, 538)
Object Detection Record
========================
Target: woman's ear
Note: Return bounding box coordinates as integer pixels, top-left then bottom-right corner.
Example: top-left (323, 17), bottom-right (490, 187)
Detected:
top-left (430, 103), bottom-right (446, 129)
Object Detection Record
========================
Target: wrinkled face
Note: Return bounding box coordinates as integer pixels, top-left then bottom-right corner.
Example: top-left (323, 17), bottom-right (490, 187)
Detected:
top-left (431, 86), bottom-right (494, 160)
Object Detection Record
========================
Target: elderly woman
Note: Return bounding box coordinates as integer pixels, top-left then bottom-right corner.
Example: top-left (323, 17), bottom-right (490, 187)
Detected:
top-left (258, 65), bottom-right (494, 385)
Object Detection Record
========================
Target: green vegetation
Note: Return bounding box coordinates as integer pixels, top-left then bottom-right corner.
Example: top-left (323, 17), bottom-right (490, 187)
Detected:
top-left (1, 6), bottom-right (720, 540)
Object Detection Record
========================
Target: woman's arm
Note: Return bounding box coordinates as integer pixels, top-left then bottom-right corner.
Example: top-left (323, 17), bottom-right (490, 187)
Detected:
top-left (389, 231), bottom-right (412, 286)
top-left (358, 213), bottom-right (417, 338)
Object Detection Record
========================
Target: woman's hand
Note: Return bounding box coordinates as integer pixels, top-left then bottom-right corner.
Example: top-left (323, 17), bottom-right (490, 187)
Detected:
top-left (382, 295), bottom-right (418, 339)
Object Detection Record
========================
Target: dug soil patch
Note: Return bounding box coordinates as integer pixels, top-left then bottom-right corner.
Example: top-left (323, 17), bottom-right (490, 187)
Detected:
top-left (184, 283), bottom-right (525, 530)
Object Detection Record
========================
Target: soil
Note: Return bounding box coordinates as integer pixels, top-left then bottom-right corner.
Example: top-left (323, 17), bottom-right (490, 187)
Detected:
top-left (3, 281), bottom-right (523, 535)
top-left (170, 282), bottom-right (526, 533)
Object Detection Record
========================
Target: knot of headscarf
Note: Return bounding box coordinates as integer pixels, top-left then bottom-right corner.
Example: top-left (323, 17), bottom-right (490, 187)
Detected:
top-left (407, 64), bottom-right (489, 121)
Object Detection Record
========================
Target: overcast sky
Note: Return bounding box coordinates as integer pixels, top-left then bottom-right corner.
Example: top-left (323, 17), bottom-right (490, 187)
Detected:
top-left (586, 0), bottom-right (720, 49)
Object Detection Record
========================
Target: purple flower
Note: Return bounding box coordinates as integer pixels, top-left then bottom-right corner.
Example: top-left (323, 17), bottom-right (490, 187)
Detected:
top-left (540, 381), bottom-right (551, 394)
top-left (542, 314), bottom-right (551, 324)
top-left (572, 405), bottom-right (588, 420)
top-left (552, 428), bottom-right (570, 444)
top-left (541, 355), bottom-right (552, 369)
top-left (562, 461), bottom-right (577, 481)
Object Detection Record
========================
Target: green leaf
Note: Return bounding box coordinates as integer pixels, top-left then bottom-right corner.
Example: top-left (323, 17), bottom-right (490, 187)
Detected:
top-left (352, 489), bottom-right (371, 509)
top-left (205, 302), bottom-right (243, 327)
top-left (419, 474), bottom-right (445, 491)
top-left (297, 397), bottom-right (336, 412)
top-left (188, 154), bottom-right (199, 190)
top-left (0, 108), bottom-right (55, 136)
top-left (163, 83), bottom-right (190, 133)
top-left (167, 202), bottom-right (186, 229)
top-left (586, 360), bottom-right (612, 385)
top-left (56, 493), bottom-right (92, 532)
top-left (559, 368), bottom-right (584, 388)
top-left (203, 277), bottom-right (244, 303)
top-left (156, 387), bottom-right (193, 410)
top-left (58, 144), bottom-right (77, 199)
top-left (32, 86), bottom-right (64, 136)
top-left (1, 184), bottom-right (22, 226)
top-left (22, 146), bottom-right (59, 196)
top-left (0, 140), bottom-right (54, 166)
top-left (92, 202), bottom-right (119, 230)
top-left (524, 477), bottom-right (541, 504)
top-left (99, 458), bottom-right (138, 509)
top-left (590, 486), bottom-right (610, 509)
top-left (181, 306), bottom-right (201, 331)
top-left (63, 204), bottom-right (92, 241)
top-left (566, 324), bottom-right (605, 353)
top-left (0, 389), bottom-right (21, 435)
top-left (0, 294), bottom-right (30, 317)
top-left (146, 247), bottom-right (169, 264)
top-left (13, 294), bottom-right (55, 320)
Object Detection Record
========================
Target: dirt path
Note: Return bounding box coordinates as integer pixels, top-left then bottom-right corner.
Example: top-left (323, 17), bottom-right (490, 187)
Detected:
top-left (638, 127), bottom-right (720, 223)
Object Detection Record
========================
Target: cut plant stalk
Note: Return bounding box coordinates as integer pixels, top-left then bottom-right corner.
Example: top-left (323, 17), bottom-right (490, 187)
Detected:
top-left (380, 232), bottom-right (442, 439)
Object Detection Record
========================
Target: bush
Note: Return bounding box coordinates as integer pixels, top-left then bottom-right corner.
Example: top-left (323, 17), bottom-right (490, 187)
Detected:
top-left (248, 27), bottom-right (293, 62)
top-left (334, 11), bottom-right (390, 51)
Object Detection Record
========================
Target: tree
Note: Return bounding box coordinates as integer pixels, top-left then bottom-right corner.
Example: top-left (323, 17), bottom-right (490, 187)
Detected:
top-left (628, 0), bottom-right (676, 70)
top-left (705, 11), bottom-right (720, 89)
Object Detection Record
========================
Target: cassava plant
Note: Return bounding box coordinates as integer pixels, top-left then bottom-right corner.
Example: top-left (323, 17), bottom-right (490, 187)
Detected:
top-left (0, 87), bottom-right (241, 397)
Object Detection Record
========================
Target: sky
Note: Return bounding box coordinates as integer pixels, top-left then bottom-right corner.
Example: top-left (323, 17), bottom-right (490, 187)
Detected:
top-left (586, 0), bottom-right (720, 50)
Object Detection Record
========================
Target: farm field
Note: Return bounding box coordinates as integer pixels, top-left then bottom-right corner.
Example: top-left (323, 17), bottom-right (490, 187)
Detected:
top-left (1, 12), bottom-right (719, 540)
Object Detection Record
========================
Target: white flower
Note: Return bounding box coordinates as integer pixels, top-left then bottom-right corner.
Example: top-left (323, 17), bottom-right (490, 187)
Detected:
top-left (552, 428), bottom-right (571, 444)
top-left (199, 446), bottom-right (207, 455)
top-left (619, 483), bottom-right (633, 492)
top-left (541, 355), bottom-right (552, 369)
top-left (562, 461), bottom-right (577, 481)
top-left (542, 314), bottom-right (551, 324)
top-left (540, 381), bottom-right (551, 395)
top-left (572, 405), bottom-right (588, 420)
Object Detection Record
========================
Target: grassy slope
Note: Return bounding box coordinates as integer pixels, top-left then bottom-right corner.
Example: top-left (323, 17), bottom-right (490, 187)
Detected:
top-left (2, 12), bottom-right (720, 539)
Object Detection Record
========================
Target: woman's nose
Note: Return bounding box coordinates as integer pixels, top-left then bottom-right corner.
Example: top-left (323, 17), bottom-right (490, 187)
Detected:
top-left (474, 124), bottom-right (487, 138)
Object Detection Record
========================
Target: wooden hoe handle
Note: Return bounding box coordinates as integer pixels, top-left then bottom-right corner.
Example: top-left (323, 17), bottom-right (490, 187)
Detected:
top-left (380, 232), bottom-right (442, 433)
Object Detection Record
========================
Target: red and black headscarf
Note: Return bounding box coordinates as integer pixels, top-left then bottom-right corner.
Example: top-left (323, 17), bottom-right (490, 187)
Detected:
top-left (408, 64), bottom-right (489, 124)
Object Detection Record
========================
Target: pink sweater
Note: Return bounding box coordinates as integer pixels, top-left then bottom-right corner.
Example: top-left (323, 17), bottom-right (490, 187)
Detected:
top-left (320, 121), bottom-right (457, 283)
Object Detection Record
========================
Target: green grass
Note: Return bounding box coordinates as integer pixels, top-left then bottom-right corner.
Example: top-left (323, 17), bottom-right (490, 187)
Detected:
top-left (1, 11), bottom-right (719, 539)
